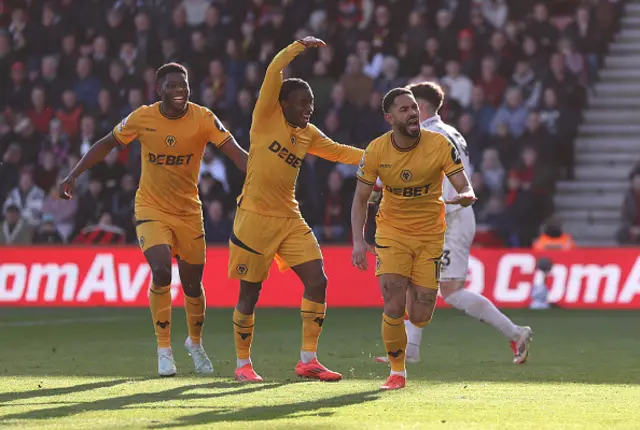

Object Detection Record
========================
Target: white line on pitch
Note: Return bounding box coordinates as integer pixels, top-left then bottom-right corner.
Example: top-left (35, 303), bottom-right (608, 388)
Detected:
top-left (0, 316), bottom-right (140, 327)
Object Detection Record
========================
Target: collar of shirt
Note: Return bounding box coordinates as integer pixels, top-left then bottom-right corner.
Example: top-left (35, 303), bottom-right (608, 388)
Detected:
top-left (420, 114), bottom-right (442, 129)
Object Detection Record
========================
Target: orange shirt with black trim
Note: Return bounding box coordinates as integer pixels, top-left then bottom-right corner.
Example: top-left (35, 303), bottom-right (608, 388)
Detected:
top-left (357, 129), bottom-right (465, 239)
top-left (112, 101), bottom-right (232, 217)
top-left (239, 41), bottom-right (363, 218)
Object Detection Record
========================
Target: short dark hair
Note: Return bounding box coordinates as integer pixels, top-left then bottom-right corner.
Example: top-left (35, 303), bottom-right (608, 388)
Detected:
top-left (382, 88), bottom-right (413, 113)
top-left (156, 62), bottom-right (188, 82)
top-left (406, 82), bottom-right (444, 112)
top-left (279, 78), bottom-right (311, 101)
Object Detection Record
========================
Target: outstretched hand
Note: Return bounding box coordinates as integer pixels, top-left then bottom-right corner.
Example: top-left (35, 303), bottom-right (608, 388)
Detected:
top-left (299, 37), bottom-right (326, 48)
top-left (58, 176), bottom-right (76, 200)
top-left (444, 192), bottom-right (477, 207)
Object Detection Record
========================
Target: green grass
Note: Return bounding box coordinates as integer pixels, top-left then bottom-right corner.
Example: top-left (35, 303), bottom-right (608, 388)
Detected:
top-left (1, 308), bottom-right (639, 429)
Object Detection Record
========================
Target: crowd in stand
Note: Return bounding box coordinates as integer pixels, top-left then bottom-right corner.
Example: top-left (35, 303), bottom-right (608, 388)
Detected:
top-left (0, 0), bottom-right (622, 247)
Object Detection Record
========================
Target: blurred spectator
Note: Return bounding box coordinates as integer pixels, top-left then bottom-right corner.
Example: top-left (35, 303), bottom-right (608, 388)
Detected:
top-left (617, 168), bottom-right (640, 245)
top-left (374, 56), bottom-right (404, 95)
top-left (480, 148), bottom-right (505, 196)
top-left (456, 29), bottom-right (480, 79)
top-left (34, 150), bottom-right (59, 193)
top-left (32, 214), bottom-right (64, 244)
top-left (200, 146), bottom-right (230, 193)
top-left (73, 212), bottom-right (126, 245)
top-left (4, 61), bottom-right (30, 111)
top-left (35, 55), bottom-right (64, 107)
top-left (0, 143), bottom-right (22, 204)
top-left (441, 60), bottom-right (473, 108)
top-left (90, 149), bottom-right (128, 196)
top-left (510, 59), bottom-right (541, 109)
top-left (26, 86), bottom-right (53, 134)
top-left (204, 199), bottom-right (233, 243)
top-left (458, 113), bottom-right (486, 168)
top-left (56, 89), bottom-right (83, 140)
top-left (12, 116), bottom-right (42, 165)
top-left (533, 219), bottom-right (575, 250)
top-left (314, 170), bottom-right (351, 243)
top-left (526, 2), bottom-right (559, 55)
top-left (476, 56), bottom-right (507, 108)
top-left (491, 87), bottom-right (528, 137)
top-left (110, 173), bottom-right (136, 232)
top-left (0, 204), bottom-right (35, 245)
top-left (482, 0), bottom-right (508, 29)
top-left (74, 177), bottom-right (107, 235)
top-left (3, 169), bottom-right (45, 225)
top-left (466, 86), bottom-right (495, 136)
top-left (73, 57), bottom-right (101, 110)
top-left (42, 184), bottom-right (77, 241)
top-left (341, 54), bottom-right (373, 107)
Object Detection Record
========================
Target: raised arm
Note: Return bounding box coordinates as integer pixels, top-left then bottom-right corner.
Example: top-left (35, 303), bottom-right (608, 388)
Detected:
top-left (253, 37), bottom-right (325, 121)
top-left (307, 125), bottom-right (364, 165)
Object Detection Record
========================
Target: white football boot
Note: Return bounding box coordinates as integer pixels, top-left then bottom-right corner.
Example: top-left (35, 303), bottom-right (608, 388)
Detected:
top-left (511, 326), bottom-right (533, 364)
top-left (184, 337), bottom-right (214, 374)
top-left (158, 347), bottom-right (177, 377)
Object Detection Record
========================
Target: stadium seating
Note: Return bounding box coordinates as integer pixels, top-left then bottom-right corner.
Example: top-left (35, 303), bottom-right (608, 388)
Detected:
top-left (0, 0), bottom-right (626, 248)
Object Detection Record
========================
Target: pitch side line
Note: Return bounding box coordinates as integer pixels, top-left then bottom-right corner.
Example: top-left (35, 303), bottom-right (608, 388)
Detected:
top-left (0, 316), bottom-right (140, 327)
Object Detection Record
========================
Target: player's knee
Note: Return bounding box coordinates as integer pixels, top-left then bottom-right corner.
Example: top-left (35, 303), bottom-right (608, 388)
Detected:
top-left (440, 279), bottom-right (464, 300)
top-left (381, 278), bottom-right (408, 316)
top-left (409, 313), bottom-right (432, 327)
top-left (181, 279), bottom-right (202, 298)
top-left (303, 274), bottom-right (327, 300)
top-left (238, 281), bottom-right (262, 313)
top-left (150, 265), bottom-right (172, 287)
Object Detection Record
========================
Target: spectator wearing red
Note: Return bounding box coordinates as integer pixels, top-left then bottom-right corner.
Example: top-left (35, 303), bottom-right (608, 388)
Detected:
top-left (476, 56), bottom-right (507, 108)
top-left (73, 212), bottom-right (126, 245)
top-left (456, 29), bottom-right (480, 80)
top-left (55, 89), bottom-right (83, 140)
top-left (26, 86), bottom-right (53, 134)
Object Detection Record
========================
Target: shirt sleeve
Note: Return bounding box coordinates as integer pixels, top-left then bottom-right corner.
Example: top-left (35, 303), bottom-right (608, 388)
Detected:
top-left (307, 125), bottom-right (364, 164)
top-left (252, 41), bottom-right (307, 123)
top-left (440, 135), bottom-right (465, 178)
top-left (112, 108), bottom-right (142, 146)
top-left (204, 108), bottom-right (233, 148)
top-left (356, 144), bottom-right (378, 186)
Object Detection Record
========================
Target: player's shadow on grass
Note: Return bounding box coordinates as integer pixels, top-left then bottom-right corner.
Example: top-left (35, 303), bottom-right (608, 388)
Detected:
top-left (152, 388), bottom-right (381, 428)
top-left (0, 378), bottom-right (132, 404)
top-left (0, 381), bottom-right (283, 422)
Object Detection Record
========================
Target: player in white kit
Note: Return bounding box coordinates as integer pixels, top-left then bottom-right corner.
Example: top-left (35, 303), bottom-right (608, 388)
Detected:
top-left (375, 82), bottom-right (533, 365)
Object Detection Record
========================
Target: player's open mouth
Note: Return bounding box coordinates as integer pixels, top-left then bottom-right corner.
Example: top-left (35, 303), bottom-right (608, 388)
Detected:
top-left (301, 114), bottom-right (311, 122)
top-left (173, 97), bottom-right (186, 103)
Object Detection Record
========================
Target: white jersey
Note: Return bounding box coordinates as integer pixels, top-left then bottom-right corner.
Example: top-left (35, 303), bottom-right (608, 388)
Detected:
top-left (420, 115), bottom-right (473, 214)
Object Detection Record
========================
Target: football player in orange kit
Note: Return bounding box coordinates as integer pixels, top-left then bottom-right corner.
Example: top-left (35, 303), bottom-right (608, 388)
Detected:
top-left (229, 37), bottom-right (364, 382)
top-left (58, 63), bottom-right (248, 377)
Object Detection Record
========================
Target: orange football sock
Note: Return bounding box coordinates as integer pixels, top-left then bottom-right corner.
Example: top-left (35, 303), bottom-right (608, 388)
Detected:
top-left (149, 283), bottom-right (172, 348)
top-left (184, 290), bottom-right (205, 344)
top-left (301, 298), bottom-right (326, 355)
top-left (382, 313), bottom-right (407, 373)
top-left (233, 309), bottom-right (254, 360)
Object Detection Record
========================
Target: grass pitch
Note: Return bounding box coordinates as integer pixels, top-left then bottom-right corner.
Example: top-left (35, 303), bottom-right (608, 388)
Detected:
top-left (1, 308), bottom-right (639, 429)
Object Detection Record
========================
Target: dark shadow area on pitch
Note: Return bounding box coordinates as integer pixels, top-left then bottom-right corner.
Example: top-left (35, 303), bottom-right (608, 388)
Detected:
top-left (151, 389), bottom-right (381, 428)
top-left (0, 381), bottom-right (284, 422)
top-left (0, 379), bottom-right (131, 404)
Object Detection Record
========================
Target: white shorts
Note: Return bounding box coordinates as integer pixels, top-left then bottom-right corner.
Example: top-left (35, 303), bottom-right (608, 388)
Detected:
top-left (441, 207), bottom-right (476, 280)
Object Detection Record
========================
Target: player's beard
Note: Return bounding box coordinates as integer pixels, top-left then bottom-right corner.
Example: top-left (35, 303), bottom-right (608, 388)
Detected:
top-left (396, 121), bottom-right (420, 138)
